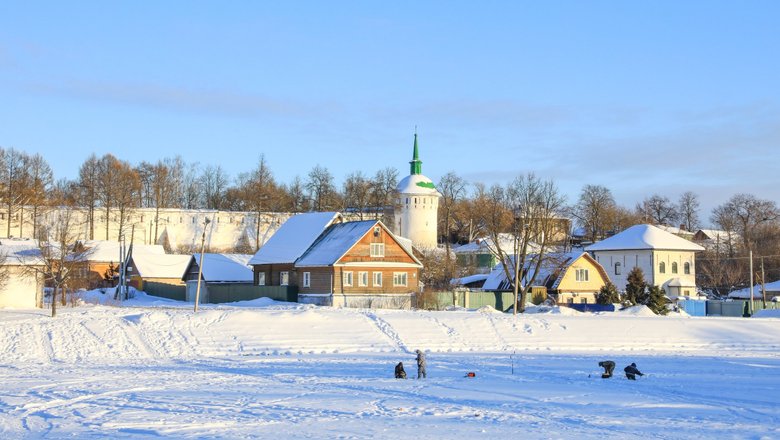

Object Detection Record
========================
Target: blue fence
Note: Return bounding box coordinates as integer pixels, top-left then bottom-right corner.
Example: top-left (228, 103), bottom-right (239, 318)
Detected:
top-left (564, 304), bottom-right (617, 313)
top-left (679, 300), bottom-right (707, 317)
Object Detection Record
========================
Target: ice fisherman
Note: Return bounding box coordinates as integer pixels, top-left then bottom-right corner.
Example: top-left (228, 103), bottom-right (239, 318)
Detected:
top-left (395, 362), bottom-right (407, 379)
top-left (598, 360), bottom-right (616, 378)
top-left (624, 362), bottom-right (644, 380)
top-left (415, 349), bottom-right (426, 379)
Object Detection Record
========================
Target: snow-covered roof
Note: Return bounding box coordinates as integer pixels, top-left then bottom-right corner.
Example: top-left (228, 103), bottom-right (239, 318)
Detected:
top-left (657, 225), bottom-right (695, 237)
top-left (296, 221), bottom-right (421, 267)
top-left (0, 238), bottom-right (39, 247)
top-left (396, 174), bottom-right (442, 196)
top-left (81, 240), bottom-right (165, 262)
top-left (585, 224), bottom-right (704, 252)
top-left (482, 252), bottom-right (586, 291)
top-left (249, 212), bottom-right (342, 265)
top-left (296, 221), bottom-right (377, 266)
top-left (0, 244), bottom-right (44, 266)
top-left (728, 280), bottom-right (780, 299)
top-left (454, 234), bottom-right (540, 255)
top-left (666, 277), bottom-right (696, 288)
top-left (450, 274), bottom-right (489, 286)
top-left (190, 253), bottom-right (253, 282)
top-left (131, 254), bottom-right (191, 279)
top-left (695, 229), bottom-right (735, 242)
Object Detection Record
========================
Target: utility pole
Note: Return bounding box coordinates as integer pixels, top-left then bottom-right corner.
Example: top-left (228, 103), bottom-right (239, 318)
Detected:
top-left (193, 217), bottom-right (211, 312)
top-left (761, 256), bottom-right (766, 308)
top-left (749, 249), bottom-right (754, 316)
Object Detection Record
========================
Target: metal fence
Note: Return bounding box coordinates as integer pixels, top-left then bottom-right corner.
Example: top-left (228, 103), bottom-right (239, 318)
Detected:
top-left (144, 282), bottom-right (186, 301)
top-left (207, 284), bottom-right (298, 304)
top-left (679, 299), bottom-right (779, 317)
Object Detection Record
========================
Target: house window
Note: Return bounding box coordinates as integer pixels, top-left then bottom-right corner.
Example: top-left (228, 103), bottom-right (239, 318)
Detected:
top-left (358, 271), bottom-right (368, 287)
top-left (580, 298), bottom-right (587, 304)
top-left (684, 262), bottom-right (691, 275)
top-left (280, 271), bottom-right (289, 286)
top-left (373, 272), bottom-right (382, 287)
top-left (302, 272), bottom-right (311, 288)
top-left (614, 262), bottom-right (621, 275)
top-left (393, 272), bottom-right (408, 287)
top-left (567, 298), bottom-right (574, 304)
top-left (672, 262), bottom-right (678, 274)
top-left (659, 262), bottom-right (666, 274)
top-left (370, 243), bottom-right (385, 258)
top-left (575, 269), bottom-right (589, 282)
top-left (343, 271), bottom-right (353, 287)
top-left (257, 272), bottom-right (266, 286)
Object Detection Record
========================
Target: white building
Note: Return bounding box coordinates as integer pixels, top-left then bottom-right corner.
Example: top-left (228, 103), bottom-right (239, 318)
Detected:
top-left (394, 133), bottom-right (441, 249)
top-left (0, 240), bottom-right (45, 308)
top-left (585, 224), bottom-right (705, 299)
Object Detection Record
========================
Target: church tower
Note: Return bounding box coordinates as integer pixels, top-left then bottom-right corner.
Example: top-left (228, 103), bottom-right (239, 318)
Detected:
top-left (394, 132), bottom-right (441, 249)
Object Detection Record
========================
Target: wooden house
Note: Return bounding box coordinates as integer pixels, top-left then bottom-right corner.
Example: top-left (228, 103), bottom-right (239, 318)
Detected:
top-left (249, 212), bottom-right (423, 308)
top-left (74, 240), bottom-right (166, 289)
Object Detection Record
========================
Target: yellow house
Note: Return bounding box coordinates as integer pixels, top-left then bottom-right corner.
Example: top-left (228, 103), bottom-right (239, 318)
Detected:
top-left (482, 252), bottom-right (609, 305)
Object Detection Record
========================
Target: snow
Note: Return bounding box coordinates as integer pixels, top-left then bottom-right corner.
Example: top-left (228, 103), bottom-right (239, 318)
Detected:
top-left (2, 297), bottom-right (780, 438)
top-left (190, 253), bottom-right (253, 282)
top-left (82, 240), bottom-right (165, 262)
top-left (130, 253), bottom-right (191, 279)
top-left (296, 221), bottom-right (376, 266)
top-left (248, 212), bottom-right (341, 265)
top-left (585, 224), bottom-right (705, 251)
top-left (396, 173), bottom-right (441, 196)
top-left (728, 280), bottom-right (780, 299)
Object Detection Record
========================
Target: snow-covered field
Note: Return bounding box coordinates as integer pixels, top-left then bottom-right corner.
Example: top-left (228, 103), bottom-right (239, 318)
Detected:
top-left (1, 294), bottom-right (779, 439)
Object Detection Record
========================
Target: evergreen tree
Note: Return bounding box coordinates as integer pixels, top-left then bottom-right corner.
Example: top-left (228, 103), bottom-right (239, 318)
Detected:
top-left (624, 267), bottom-right (647, 306)
top-left (645, 285), bottom-right (669, 315)
top-left (596, 281), bottom-right (621, 305)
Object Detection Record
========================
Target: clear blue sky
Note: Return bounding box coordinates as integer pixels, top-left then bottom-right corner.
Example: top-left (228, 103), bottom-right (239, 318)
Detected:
top-left (1, 1), bottom-right (778, 222)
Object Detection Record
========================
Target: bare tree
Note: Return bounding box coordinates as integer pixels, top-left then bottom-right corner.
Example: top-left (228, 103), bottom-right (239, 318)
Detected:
top-left (306, 165), bottom-right (338, 211)
top-left (437, 172), bottom-right (466, 279)
top-left (712, 193), bottom-right (779, 251)
top-left (283, 176), bottom-right (308, 213)
top-left (573, 184), bottom-right (616, 242)
top-left (477, 174), bottom-right (566, 313)
top-left (22, 206), bottom-right (92, 317)
top-left (637, 194), bottom-right (678, 226)
top-left (678, 191), bottom-right (700, 232)
top-left (26, 154), bottom-right (54, 239)
top-left (78, 154), bottom-right (101, 239)
top-left (343, 172), bottom-right (372, 219)
top-left (370, 167), bottom-right (399, 221)
top-left (200, 164), bottom-right (230, 210)
top-left (1, 148), bottom-right (32, 238)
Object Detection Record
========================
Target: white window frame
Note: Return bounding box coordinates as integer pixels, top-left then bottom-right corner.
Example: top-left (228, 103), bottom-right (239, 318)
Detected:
top-left (343, 271), bottom-right (353, 287)
top-left (614, 262), bottom-right (621, 275)
top-left (373, 272), bottom-right (382, 287)
top-left (358, 271), bottom-right (368, 287)
top-left (370, 243), bottom-right (385, 258)
top-left (280, 271), bottom-right (289, 286)
top-left (393, 272), bottom-right (408, 287)
top-left (257, 272), bottom-right (265, 286)
top-left (575, 269), bottom-right (589, 282)
top-left (302, 271), bottom-right (311, 288)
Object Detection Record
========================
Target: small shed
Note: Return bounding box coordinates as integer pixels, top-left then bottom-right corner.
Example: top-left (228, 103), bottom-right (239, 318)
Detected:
top-left (0, 243), bottom-right (45, 308)
top-left (181, 253), bottom-right (254, 303)
top-left (126, 253), bottom-right (191, 300)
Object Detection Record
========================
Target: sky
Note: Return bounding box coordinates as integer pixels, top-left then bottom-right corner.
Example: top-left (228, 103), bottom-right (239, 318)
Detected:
top-left (1, 1), bottom-right (779, 224)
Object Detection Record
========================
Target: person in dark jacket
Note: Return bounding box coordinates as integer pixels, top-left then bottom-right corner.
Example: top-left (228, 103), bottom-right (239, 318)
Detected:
top-left (415, 349), bottom-right (426, 379)
top-left (395, 362), bottom-right (407, 379)
top-left (624, 362), bottom-right (644, 380)
top-left (598, 360), bottom-right (616, 378)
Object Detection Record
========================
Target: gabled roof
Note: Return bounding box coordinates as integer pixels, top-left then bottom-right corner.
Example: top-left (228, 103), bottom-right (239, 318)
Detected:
top-left (728, 280), bottom-right (780, 298)
top-left (295, 220), bottom-right (422, 267)
top-left (187, 253), bottom-right (253, 282)
top-left (585, 224), bottom-right (704, 252)
top-left (482, 252), bottom-right (585, 291)
top-left (249, 212), bottom-right (342, 265)
top-left (80, 240), bottom-right (165, 262)
top-left (131, 254), bottom-right (191, 279)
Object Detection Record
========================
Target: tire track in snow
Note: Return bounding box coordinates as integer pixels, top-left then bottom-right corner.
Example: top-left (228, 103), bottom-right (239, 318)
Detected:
top-left (118, 315), bottom-right (159, 359)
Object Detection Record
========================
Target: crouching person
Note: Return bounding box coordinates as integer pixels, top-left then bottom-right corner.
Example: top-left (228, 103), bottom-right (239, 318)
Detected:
top-left (395, 362), bottom-right (407, 379)
top-left (598, 360), bottom-right (616, 378)
top-left (624, 362), bottom-right (644, 380)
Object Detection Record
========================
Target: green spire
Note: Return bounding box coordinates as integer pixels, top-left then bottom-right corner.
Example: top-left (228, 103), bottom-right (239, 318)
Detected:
top-left (410, 131), bottom-right (422, 175)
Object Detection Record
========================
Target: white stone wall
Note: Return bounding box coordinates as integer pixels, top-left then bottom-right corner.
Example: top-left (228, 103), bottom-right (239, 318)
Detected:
top-left (0, 266), bottom-right (43, 308)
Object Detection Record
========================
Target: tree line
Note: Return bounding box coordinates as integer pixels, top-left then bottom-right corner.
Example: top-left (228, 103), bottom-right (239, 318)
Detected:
top-left (0, 148), bottom-right (399, 243)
